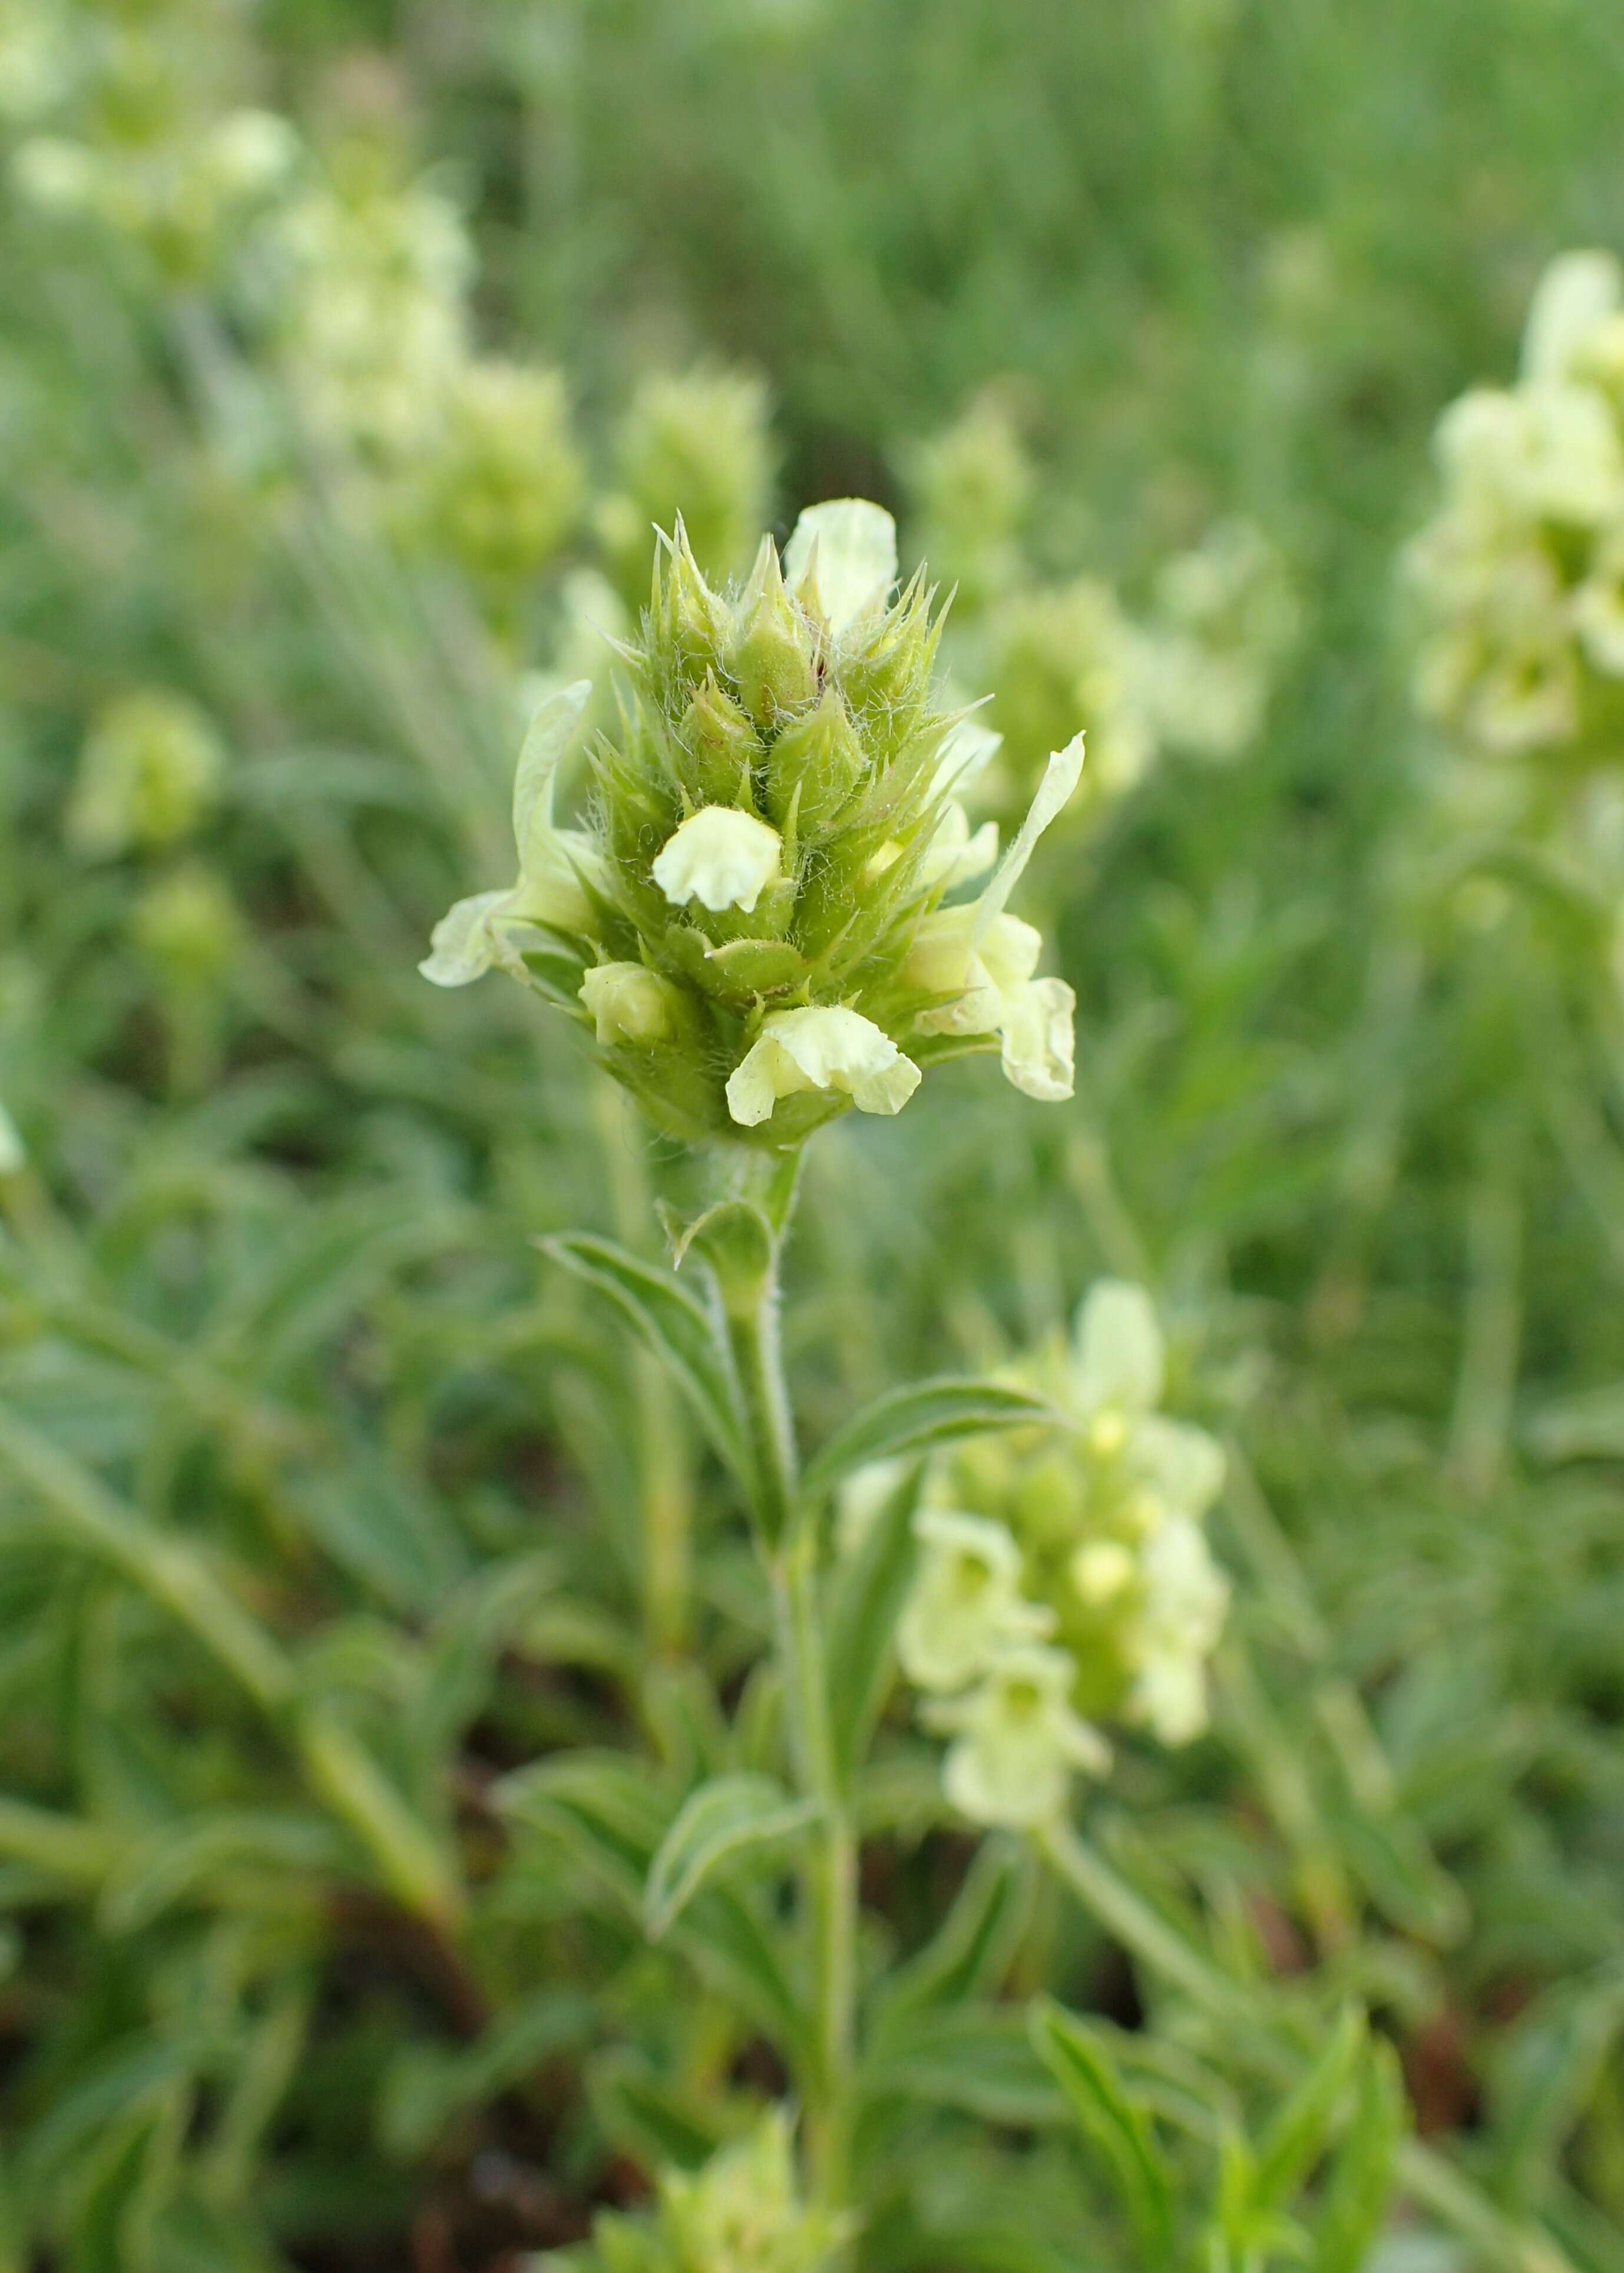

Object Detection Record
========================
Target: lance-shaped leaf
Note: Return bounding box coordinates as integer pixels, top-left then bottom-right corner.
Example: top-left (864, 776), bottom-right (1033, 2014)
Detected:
top-left (800, 1377), bottom-right (1053, 1500)
top-left (1030, 1998), bottom-right (1178, 2265)
top-left (500, 1757), bottom-right (809, 2058)
top-left (588, 2049), bottom-right (730, 2175)
top-left (644, 1772), bottom-right (819, 1940)
top-left (861, 2004), bottom-right (1069, 2132)
top-left (379, 1988), bottom-right (597, 2158)
top-left (1486, 1960), bottom-right (1624, 2214)
top-left (1251, 2006), bottom-right (1367, 2215)
top-left (540, 1232), bottom-right (752, 1487)
top-left (666, 1196), bottom-right (775, 1300)
top-left (869, 1839), bottom-right (1035, 2044)
top-left (1313, 2037), bottom-right (1407, 2273)
top-left (823, 1460), bottom-right (923, 1782)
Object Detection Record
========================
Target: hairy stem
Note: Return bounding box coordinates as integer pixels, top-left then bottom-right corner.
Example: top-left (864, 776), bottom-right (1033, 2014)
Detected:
top-left (715, 1146), bottom-right (855, 2204)
top-left (773, 1523), bottom-right (857, 2204)
top-left (722, 1255), bottom-right (799, 1549)
top-left (600, 1086), bottom-right (694, 1657)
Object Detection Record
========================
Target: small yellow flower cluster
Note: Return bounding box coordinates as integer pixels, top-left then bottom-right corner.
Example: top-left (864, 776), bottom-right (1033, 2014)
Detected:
top-left (981, 577), bottom-right (1159, 828)
top-left (266, 154), bottom-right (475, 465)
top-left (67, 690), bottom-right (224, 861)
top-left (423, 501), bottom-right (1082, 1148)
top-left (0, 0), bottom-right (71, 129)
top-left (1407, 250), bottom-right (1624, 762)
top-left (252, 134), bottom-right (600, 616)
top-left (394, 360), bottom-right (586, 593)
top-left (10, 0), bottom-right (296, 282)
top-left (856, 1280), bottom-right (1229, 1830)
top-left (901, 401), bottom-right (1296, 847)
top-left (902, 389), bottom-right (1034, 614)
top-left (597, 368), bottom-right (775, 607)
top-left (1141, 517), bottom-right (1300, 765)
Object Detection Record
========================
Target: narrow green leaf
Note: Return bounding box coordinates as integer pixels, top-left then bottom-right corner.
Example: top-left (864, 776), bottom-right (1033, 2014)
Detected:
top-left (540, 1233), bottom-right (752, 1486)
top-left (824, 1460), bottom-right (922, 1782)
top-left (1487, 1961), bottom-right (1624, 2212)
top-left (870, 1839), bottom-right (1035, 2042)
top-left (1031, 1998), bottom-right (1178, 2264)
top-left (800, 1377), bottom-right (1053, 1500)
top-left (667, 1197), bottom-right (775, 1299)
top-left (0, 1403), bottom-right (295, 1715)
top-left (295, 1710), bottom-right (464, 1930)
top-left (588, 2050), bottom-right (729, 2175)
top-left (644, 1772), bottom-right (818, 1940)
top-left (1252, 2006), bottom-right (1366, 2214)
top-left (497, 1752), bottom-right (669, 1904)
top-left (95, 1812), bottom-right (345, 1936)
top-left (379, 1989), bottom-right (596, 2158)
top-left (1313, 2039), bottom-right (1407, 2273)
top-left (1329, 1799), bottom-right (1468, 1947)
top-left (861, 2005), bottom-right (1068, 2130)
top-left (500, 1758), bottom-right (809, 2058)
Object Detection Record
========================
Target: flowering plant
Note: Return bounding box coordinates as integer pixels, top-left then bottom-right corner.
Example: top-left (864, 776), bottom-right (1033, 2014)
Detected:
top-left (422, 499), bottom-right (1081, 1143)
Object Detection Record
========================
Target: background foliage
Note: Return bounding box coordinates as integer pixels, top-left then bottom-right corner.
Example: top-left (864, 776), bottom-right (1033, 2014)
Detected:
top-left (2, 1), bottom-right (1624, 2269)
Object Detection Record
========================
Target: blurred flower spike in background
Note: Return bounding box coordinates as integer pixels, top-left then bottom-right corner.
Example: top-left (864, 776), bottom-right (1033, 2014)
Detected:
top-left (866, 1278), bottom-right (1231, 1829)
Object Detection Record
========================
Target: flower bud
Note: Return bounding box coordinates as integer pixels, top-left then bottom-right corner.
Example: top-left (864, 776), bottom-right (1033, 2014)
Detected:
top-left (726, 536), bottom-right (818, 724)
top-left (579, 961), bottom-right (683, 1045)
top-left (1523, 250), bottom-right (1624, 383)
top-left (204, 109), bottom-right (300, 196)
top-left (905, 905), bottom-right (1076, 1101)
top-left (581, 2109), bottom-right (848, 2273)
top-left (131, 863), bottom-right (242, 985)
top-left (12, 136), bottom-right (98, 214)
top-left (930, 1643), bottom-right (1110, 1829)
top-left (762, 684), bottom-right (866, 831)
top-left (898, 1509), bottom-right (1053, 1691)
top-left (600, 365), bottom-right (773, 604)
top-left (783, 496), bottom-right (897, 638)
top-left (677, 673), bottom-right (762, 806)
top-left (68, 691), bottom-right (224, 859)
top-left (402, 359), bottom-right (584, 589)
top-left (1071, 1539), bottom-right (1136, 1604)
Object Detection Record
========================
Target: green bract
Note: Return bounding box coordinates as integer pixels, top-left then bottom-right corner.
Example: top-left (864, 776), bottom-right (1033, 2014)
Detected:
top-left (423, 499), bottom-right (1082, 1149)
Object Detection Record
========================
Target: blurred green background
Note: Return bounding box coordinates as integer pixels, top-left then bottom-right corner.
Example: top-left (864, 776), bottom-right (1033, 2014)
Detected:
top-left (3, 1), bottom-right (1624, 2268)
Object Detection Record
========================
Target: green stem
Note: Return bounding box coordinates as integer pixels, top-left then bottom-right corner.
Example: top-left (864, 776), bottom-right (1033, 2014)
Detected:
top-left (715, 1147), bottom-right (855, 2205)
top-left (773, 1524), bottom-right (857, 2205)
top-left (599, 1086), bottom-right (693, 1658)
top-left (722, 1256), bottom-right (799, 1550)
